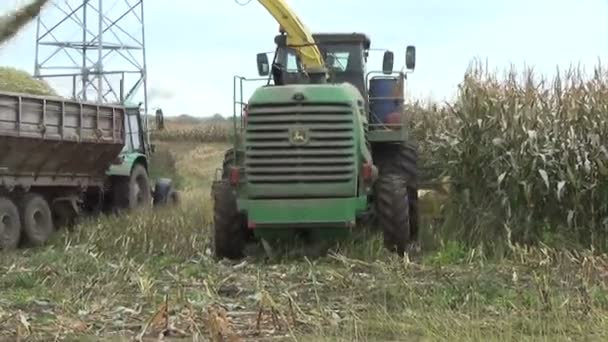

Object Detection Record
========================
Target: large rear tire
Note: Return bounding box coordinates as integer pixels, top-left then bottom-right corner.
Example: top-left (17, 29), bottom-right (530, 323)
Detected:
top-left (375, 174), bottom-right (411, 255)
top-left (21, 193), bottom-right (54, 247)
top-left (0, 196), bottom-right (21, 250)
top-left (212, 181), bottom-right (246, 260)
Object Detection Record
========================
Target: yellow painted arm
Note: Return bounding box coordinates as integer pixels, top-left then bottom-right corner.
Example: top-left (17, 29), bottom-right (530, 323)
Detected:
top-left (257, 0), bottom-right (326, 75)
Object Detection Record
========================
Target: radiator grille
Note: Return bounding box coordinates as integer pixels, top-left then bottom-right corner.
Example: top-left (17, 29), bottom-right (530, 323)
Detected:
top-left (245, 103), bottom-right (355, 184)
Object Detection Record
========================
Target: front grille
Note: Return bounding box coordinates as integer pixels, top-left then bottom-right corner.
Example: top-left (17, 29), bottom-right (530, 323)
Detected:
top-left (245, 103), bottom-right (355, 184)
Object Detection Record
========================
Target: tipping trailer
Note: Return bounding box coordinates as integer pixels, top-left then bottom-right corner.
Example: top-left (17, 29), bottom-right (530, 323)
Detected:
top-left (0, 91), bottom-right (178, 250)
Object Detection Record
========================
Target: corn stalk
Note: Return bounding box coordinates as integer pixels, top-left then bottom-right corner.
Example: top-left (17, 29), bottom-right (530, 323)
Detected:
top-left (412, 59), bottom-right (608, 252)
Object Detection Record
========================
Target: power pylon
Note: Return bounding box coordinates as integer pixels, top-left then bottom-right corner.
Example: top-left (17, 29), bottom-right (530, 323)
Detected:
top-left (33, 0), bottom-right (147, 113)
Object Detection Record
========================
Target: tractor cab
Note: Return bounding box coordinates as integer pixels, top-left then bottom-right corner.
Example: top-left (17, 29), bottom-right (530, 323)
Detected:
top-left (258, 33), bottom-right (415, 97)
top-left (256, 32), bottom-right (417, 140)
top-left (267, 33), bottom-right (371, 97)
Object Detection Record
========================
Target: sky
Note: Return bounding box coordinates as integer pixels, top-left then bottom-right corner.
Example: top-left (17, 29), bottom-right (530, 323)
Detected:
top-left (1, 0), bottom-right (608, 117)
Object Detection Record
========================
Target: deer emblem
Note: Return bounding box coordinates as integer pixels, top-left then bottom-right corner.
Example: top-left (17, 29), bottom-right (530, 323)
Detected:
top-left (290, 128), bottom-right (309, 145)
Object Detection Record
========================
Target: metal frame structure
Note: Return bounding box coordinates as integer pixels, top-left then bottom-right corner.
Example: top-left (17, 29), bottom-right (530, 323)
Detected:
top-left (33, 0), bottom-right (147, 118)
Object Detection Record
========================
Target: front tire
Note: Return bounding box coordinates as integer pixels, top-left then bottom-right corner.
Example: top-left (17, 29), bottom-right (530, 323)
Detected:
top-left (374, 142), bottom-right (419, 241)
top-left (212, 181), bottom-right (246, 260)
top-left (375, 174), bottom-right (411, 255)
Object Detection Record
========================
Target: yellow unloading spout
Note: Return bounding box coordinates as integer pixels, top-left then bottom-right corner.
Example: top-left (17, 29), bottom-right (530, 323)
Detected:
top-left (256, 0), bottom-right (328, 83)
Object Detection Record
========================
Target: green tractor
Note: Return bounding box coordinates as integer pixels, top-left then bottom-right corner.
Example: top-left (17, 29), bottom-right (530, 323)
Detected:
top-left (213, 32), bottom-right (417, 259)
top-left (102, 102), bottom-right (179, 212)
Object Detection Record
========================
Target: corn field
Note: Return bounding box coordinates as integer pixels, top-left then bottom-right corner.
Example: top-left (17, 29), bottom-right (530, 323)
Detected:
top-left (411, 59), bottom-right (608, 252)
top-left (151, 121), bottom-right (234, 143)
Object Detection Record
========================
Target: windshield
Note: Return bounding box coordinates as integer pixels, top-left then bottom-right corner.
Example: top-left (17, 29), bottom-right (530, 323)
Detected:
top-left (274, 43), bottom-right (366, 94)
top-left (277, 43), bottom-right (364, 74)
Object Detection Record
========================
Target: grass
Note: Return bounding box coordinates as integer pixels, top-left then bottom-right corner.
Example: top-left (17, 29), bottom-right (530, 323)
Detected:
top-left (0, 139), bottom-right (607, 341)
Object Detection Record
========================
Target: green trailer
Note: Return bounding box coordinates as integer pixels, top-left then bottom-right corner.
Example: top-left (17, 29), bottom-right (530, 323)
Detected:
top-left (212, 32), bottom-right (417, 259)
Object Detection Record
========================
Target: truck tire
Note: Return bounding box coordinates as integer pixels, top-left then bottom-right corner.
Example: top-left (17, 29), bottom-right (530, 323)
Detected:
top-left (375, 174), bottom-right (411, 255)
top-left (21, 193), bottom-right (53, 247)
top-left (113, 163), bottom-right (153, 210)
top-left (375, 142), bottom-right (419, 241)
top-left (0, 196), bottom-right (21, 250)
top-left (212, 181), bottom-right (246, 260)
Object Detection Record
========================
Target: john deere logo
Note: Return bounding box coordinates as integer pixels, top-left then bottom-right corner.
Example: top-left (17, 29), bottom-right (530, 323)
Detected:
top-left (289, 127), bottom-right (309, 145)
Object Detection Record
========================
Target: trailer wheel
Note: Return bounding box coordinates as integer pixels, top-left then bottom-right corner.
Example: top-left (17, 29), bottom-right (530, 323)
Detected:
top-left (375, 174), bottom-right (411, 255)
top-left (0, 196), bottom-right (21, 250)
top-left (21, 193), bottom-right (53, 247)
top-left (212, 181), bottom-right (246, 260)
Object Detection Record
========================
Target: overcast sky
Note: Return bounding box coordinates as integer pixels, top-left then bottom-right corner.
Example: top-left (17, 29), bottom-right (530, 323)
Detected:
top-left (1, 0), bottom-right (607, 117)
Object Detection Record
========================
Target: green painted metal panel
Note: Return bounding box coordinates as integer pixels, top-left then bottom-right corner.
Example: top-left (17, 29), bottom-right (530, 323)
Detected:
top-left (106, 152), bottom-right (146, 176)
top-left (243, 180), bottom-right (358, 199)
top-left (248, 82), bottom-right (364, 105)
top-left (238, 196), bottom-right (367, 226)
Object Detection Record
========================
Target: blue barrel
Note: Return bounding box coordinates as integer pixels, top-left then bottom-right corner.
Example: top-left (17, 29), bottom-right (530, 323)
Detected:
top-left (369, 77), bottom-right (403, 125)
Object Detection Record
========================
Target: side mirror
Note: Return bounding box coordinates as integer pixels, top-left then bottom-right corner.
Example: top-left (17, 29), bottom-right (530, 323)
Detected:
top-left (257, 53), bottom-right (270, 76)
top-left (155, 108), bottom-right (165, 130)
top-left (382, 51), bottom-right (394, 74)
top-left (406, 45), bottom-right (416, 70)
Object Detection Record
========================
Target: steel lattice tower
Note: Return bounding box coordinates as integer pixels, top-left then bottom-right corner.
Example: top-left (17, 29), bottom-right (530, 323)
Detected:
top-left (33, 0), bottom-right (147, 113)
